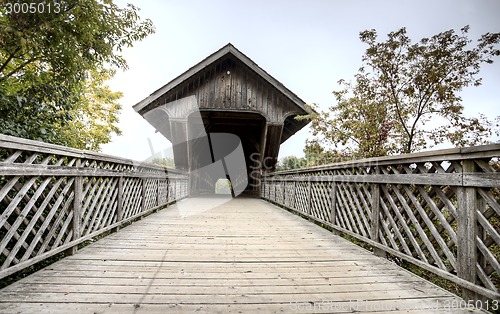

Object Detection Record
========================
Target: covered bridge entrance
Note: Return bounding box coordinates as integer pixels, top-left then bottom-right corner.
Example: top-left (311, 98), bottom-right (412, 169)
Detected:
top-left (133, 44), bottom-right (311, 196)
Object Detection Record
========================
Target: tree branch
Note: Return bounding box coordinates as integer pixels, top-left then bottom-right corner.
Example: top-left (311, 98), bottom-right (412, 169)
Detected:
top-left (0, 56), bottom-right (39, 81)
top-left (0, 47), bottom-right (22, 75)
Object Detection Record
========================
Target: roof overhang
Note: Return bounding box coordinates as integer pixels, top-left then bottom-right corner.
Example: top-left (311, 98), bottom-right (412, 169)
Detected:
top-left (133, 43), bottom-right (311, 116)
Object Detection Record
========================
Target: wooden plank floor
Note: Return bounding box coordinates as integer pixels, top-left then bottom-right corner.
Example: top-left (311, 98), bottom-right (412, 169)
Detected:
top-left (0, 197), bottom-right (483, 313)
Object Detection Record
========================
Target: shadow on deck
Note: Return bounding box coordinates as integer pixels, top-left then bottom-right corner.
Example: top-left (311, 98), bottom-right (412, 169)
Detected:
top-left (0, 197), bottom-right (480, 313)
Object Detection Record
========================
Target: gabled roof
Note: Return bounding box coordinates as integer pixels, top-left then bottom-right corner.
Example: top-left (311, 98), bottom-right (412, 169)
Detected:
top-left (133, 43), bottom-right (309, 114)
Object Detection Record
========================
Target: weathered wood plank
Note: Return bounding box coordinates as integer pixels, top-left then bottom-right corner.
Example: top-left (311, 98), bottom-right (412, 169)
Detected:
top-left (265, 173), bottom-right (464, 186)
top-left (0, 299), bottom-right (481, 314)
top-left (0, 134), bottom-right (187, 174)
top-left (271, 144), bottom-right (500, 176)
top-left (0, 163), bottom-right (187, 179)
top-left (0, 197), bottom-right (479, 313)
top-left (457, 160), bottom-right (479, 301)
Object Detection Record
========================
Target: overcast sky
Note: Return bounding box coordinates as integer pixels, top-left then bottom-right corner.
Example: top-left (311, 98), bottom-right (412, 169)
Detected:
top-left (101, 0), bottom-right (500, 162)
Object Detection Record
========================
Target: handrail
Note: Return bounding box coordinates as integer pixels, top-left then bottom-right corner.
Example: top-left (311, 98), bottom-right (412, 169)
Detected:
top-left (0, 135), bottom-right (189, 279)
top-left (268, 144), bottom-right (500, 175)
top-left (262, 144), bottom-right (500, 304)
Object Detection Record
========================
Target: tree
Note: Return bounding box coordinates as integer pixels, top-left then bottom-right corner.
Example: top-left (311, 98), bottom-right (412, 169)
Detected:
top-left (276, 140), bottom-right (350, 171)
top-left (150, 157), bottom-right (175, 168)
top-left (59, 69), bottom-right (123, 150)
top-left (303, 139), bottom-right (351, 165)
top-left (277, 155), bottom-right (305, 171)
top-left (0, 0), bottom-right (155, 149)
top-left (304, 26), bottom-right (500, 157)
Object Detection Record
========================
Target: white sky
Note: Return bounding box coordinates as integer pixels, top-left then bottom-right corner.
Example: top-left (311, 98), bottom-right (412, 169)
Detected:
top-left (101, 0), bottom-right (500, 162)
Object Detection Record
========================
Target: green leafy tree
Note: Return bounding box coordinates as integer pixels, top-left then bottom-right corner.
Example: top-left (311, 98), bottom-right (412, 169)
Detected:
top-left (277, 155), bottom-right (305, 171)
top-left (150, 157), bottom-right (175, 168)
top-left (277, 141), bottom-right (351, 171)
top-left (59, 69), bottom-right (123, 150)
top-left (0, 0), bottom-right (155, 149)
top-left (304, 26), bottom-right (500, 157)
top-left (303, 139), bottom-right (351, 165)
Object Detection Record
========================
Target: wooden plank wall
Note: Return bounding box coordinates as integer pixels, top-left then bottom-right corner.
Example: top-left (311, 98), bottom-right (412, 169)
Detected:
top-left (156, 57), bottom-right (301, 124)
top-left (261, 145), bottom-right (500, 304)
top-left (0, 134), bottom-right (189, 280)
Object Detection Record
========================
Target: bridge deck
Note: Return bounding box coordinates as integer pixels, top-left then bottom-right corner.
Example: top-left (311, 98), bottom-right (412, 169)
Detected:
top-left (0, 197), bottom-right (479, 313)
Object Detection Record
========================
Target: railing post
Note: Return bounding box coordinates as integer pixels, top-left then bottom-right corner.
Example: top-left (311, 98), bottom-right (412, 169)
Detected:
top-left (66, 171), bottom-right (83, 256)
top-left (273, 180), bottom-right (277, 202)
top-left (174, 179), bottom-right (178, 200)
top-left (258, 177), bottom-right (267, 199)
top-left (307, 179), bottom-right (312, 215)
top-left (156, 179), bottom-right (160, 208)
top-left (329, 181), bottom-right (337, 224)
top-left (457, 160), bottom-right (478, 302)
top-left (141, 178), bottom-right (146, 216)
top-left (370, 166), bottom-right (385, 257)
top-left (293, 180), bottom-right (297, 209)
top-left (166, 177), bottom-right (170, 202)
top-left (282, 180), bottom-right (286, 205)
top-left (112, 176), bottom-right (124, 232)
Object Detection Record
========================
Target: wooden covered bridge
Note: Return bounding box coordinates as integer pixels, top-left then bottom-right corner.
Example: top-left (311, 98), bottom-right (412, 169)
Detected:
top-left (133, 44), bottom-right (311, 197)
top-left (0, 44), bottom-right (499, 313)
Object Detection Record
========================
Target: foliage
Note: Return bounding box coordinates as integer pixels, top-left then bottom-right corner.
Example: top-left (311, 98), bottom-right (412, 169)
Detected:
top-left (303, 139), bottom-right (351, 165)
top-left (0, 0), bottom-right (155, 149)
top-left (150, 157), bottom-right (175, 168)
top-left (215, 178), bottom-right (232, 194)
top-left (302, 26), bottom-right (500, 158)
top-left (277, 155), bottom-right (305, 171)
top-left (59, 69), bottom-right (123, 150)
top-left (277, 140), bottom-right (350, 171)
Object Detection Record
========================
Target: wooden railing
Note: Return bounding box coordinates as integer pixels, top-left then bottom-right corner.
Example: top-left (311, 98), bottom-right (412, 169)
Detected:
top-left (262, 145), bottom-right (500, 303)
top-left (0, 134), bottom-right (189, 279)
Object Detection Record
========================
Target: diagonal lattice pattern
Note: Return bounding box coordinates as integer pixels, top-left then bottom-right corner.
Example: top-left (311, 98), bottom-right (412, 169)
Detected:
top-left (81, 177), bottom-right (119, 236)
top-left (262, 147), bottom-right (500, 301)
top-left (336, 182), bottom-right (372, 238)
top-left (0, 176), bottom-right (74, 270)
top-left (0, 135), bottom-right (189, 279)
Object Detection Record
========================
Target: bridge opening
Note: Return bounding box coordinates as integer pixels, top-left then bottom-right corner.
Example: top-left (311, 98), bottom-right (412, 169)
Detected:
top-left (215, 178), bottom-right (232, 194)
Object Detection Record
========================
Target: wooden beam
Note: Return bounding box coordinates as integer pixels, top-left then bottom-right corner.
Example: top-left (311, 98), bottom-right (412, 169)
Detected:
top-left (457, 160), bottom-right (479, 302)
top-left (65, 174), bottom-right (83, 256)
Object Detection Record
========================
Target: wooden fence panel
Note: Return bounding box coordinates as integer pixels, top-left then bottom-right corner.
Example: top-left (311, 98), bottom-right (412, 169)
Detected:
top-left (0, 135), bottom-right (188, 279)
top-left (261, 145), bottom-right (500, 303)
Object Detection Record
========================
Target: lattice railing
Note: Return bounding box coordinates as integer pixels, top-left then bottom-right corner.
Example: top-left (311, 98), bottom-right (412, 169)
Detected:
top-left (262, 145), bottom-right (500, 304)
top-left (0, 134), bottom-right (189, 279)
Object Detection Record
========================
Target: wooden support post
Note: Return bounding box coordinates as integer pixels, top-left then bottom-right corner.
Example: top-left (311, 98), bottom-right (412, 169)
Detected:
top-left (370, 166), bottom-right (385, 257)
top-left (282, 181), bottom-right (286, 205)
top-left (330, 181), bottom-right (337, 224)
top-left (274, 181), bottom-right (277, 202)
top-left (156, 179), bottom-right (160, 208)
top-left (112, 177), bottom-right (124, 232)
top-left (175, 180), bottom-right (179, 200)
top-left (66, 174), bottom-right (83, 256)
top-left (166, 177), bottom-right (170, 202)
top-left (293, 181), bottom-right (297, 209)
top-left (457, 160), bottom-right (478, 302)
top-left (140, 178), bottom-right (146, 218)
top-left (262, 178), bottom-right (265, 199)
top-left (307, 180), bottom-right (312, 215)
top-left (330, 181), bottom-right (340, 235)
